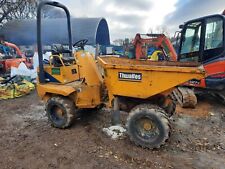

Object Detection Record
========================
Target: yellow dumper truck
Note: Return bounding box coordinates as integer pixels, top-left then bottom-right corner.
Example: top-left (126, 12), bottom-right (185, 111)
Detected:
top-left (36, 1), bottom-right (205, 149)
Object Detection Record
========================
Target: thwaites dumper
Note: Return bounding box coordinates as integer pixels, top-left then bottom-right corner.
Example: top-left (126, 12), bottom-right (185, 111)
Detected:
top-left (36, 1), bottom-right (205, 149)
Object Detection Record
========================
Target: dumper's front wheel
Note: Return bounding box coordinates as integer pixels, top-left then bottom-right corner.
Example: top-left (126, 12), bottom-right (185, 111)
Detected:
top-left (126, 104), bottom-right (170, 149)
top-left (46, 96), bottom-right (76, 129)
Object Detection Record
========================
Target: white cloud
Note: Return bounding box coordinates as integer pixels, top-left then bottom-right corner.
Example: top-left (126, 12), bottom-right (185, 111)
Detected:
top-left (163, 0), bottom-right (225, 33)
top-left (145, 0), bottom-right (178, 32)
top-left (54, 0), bottom-right (178, 40)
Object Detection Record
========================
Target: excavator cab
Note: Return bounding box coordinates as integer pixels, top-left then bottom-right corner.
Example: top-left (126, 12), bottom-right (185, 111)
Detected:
top-left (178, 14), bottom-right (225, 63)
top-left (174, 13), bottom-right (225, 107)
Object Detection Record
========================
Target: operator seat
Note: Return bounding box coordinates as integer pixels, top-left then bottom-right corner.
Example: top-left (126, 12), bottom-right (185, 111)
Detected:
top-left (51, 44), bottom-right (75, 66)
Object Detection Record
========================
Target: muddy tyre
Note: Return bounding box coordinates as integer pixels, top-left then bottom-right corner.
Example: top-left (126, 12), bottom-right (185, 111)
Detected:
top-left (126, 104), bottom-right (170, 149)
top-left (46, 96), bottom-right (76, 129)
top-left (164, 100), bottom-right (176, 117)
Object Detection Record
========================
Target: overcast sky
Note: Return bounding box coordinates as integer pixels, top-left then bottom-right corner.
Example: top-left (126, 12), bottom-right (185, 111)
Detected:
top-left (57, 0), bottom-right (225, 41)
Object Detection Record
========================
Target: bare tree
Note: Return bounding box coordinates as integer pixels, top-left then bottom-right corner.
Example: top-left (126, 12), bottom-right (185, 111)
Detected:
top-left (0, 0), bottom-right (38, 25)
top-left (0, 0), bottom-right (65, 27)
top-left (156, 25), bottom-right (170, 37)
top-left (148, 26), bottom-right (170, 37)
top-left (112, 39), bottom-right (125, 46)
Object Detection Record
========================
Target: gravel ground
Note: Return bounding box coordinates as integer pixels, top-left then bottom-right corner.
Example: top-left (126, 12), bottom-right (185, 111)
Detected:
top-left (0, 91), bottom-right (225, 169)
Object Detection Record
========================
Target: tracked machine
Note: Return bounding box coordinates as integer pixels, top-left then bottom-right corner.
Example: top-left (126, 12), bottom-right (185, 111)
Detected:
top-left (175, 11), bottom-right (225, 107)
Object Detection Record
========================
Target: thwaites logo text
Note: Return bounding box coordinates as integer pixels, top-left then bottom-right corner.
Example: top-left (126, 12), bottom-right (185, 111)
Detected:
top-left (118, 72), bottom-right (142, 81)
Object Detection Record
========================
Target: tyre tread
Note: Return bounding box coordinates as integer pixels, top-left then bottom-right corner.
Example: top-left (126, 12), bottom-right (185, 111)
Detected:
top-left (126, 104), bottom-right (170, 149)
top-left (46, 96), bottom-right (76, 129)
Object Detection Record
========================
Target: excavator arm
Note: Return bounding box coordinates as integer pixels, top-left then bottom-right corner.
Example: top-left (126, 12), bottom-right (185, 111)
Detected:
top-left (4, 42), bottom-right (23, 57)
top-left (133, 33), bottom-right (177, 61)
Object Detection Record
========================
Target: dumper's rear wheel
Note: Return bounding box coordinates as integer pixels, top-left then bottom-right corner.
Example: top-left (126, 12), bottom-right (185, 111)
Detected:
top-left (126, 104), bottom-right (170, 149)
top-left (46, 96), bottom-right (76, 129)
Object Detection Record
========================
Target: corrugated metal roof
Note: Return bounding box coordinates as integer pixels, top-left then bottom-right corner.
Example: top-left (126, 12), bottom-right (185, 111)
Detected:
top-left (0, 18), bottom-right (110, 46)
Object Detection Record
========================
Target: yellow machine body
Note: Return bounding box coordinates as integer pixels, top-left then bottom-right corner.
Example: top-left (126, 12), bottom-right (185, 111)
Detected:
top-left (35, 1), bottom-right (208, 149)
top-left (37, 50), bottom-right (205, 109)
top-left (42, 64), bottom-right (80, 84)
top-left (40, 54), bottom-right (80, 84)
top-left (36, 51), bottom-right (103, 108)
top-left (98, 57), bottom-right (205, 107)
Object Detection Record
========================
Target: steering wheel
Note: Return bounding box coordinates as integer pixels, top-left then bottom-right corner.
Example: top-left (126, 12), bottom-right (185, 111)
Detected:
top-left (73, 39), bottom-right (88, 50)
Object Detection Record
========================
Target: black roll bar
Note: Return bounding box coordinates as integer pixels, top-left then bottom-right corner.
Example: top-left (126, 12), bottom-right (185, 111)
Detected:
top-left (37, 1), bottom-right (72, 83)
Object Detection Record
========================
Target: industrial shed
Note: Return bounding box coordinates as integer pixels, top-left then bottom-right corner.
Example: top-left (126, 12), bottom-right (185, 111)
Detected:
top-left (0, 18), bottom-right (110, 46)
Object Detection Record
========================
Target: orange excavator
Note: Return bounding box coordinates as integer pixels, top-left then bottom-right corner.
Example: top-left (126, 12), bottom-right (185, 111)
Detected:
top-left (4, 42), bottom-right (23, 56)
top-left (133, 33), bottom-right (177, 61)
top-left (0, 41), bottom-right (32, 73)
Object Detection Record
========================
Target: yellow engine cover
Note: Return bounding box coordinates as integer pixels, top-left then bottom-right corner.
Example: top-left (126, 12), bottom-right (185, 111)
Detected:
top-left (43, 64), bottom-right (79, 84)
top-left (36, 51), bottom-right (103, 109)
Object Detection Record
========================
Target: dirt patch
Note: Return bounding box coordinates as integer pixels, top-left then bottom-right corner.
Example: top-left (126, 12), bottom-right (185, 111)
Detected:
top-left (176, 102), bottom-right (211, 117)
top-left (175, 95), bottom-right (219, 117)
top-left (0, 91), bottom-right (225, 169)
